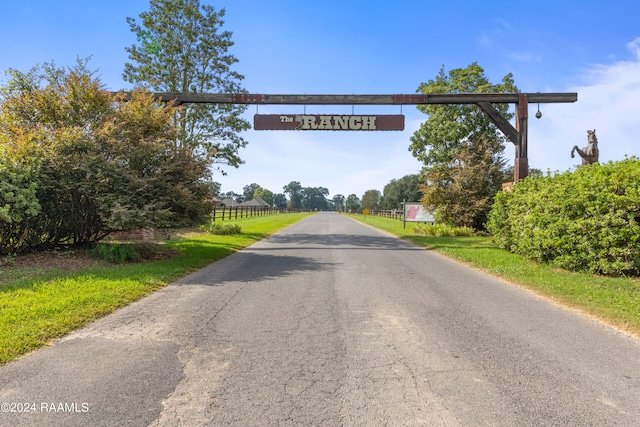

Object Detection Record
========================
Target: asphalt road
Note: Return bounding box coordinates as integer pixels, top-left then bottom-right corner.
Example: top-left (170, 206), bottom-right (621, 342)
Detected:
top-left (1, 212), bottom-right (639, 426)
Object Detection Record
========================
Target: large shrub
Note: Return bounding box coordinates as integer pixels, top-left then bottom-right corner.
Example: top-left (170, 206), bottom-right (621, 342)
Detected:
top-left (0, 143), bottom-right (42, 254)
top-left (0, 61), bottom-right (214, 254)
top-left (487, 158), bottom-right (640, 276)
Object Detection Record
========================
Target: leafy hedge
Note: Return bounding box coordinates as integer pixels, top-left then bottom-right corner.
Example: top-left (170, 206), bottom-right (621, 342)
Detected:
top-left (487, 158), bottom-right (640, 276)
top-left (0, 62), bottom-right (214, 255)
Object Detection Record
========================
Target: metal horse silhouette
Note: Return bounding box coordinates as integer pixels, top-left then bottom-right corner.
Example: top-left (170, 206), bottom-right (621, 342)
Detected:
top-left (571, 129), bottom-right (599, 165)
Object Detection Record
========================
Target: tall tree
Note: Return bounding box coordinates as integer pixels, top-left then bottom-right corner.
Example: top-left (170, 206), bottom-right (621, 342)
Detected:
top-left (253, 187), bottom-right (274, 206)
top-left (361, 189), bottom-right (382, 211)
top-left (420, 137), bottom-right (506, 229)
top-left (301, 187), bottom-right (329, 211)
top-left (242, 183), bottom-right (260, 201)
top-left (345, 194), bottom-right (361, 213)
top-left (123, 0), bottom-right (250, 173)
top-left (381, 174), bottom-right (421, 209)
top-left (409, 62), bottom-right (517, 229)
top-left (283, 181), bottom-right (303, 209)
top-left (273, 193), bottom-right (288, 209)
top-left (332, 194), bottom-right (345, 212)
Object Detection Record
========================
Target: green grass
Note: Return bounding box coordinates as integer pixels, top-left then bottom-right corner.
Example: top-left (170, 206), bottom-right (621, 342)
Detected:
top-left (0, 213), bottom-right (312, 364)
top-left (352, 214), bottom-right (640, 337)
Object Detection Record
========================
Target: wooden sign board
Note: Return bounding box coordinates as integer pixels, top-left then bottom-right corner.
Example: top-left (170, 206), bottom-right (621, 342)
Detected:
top-left (404, 203), bottom-right (434, 223)
top-left (254, 114), bottom-right (404, 131)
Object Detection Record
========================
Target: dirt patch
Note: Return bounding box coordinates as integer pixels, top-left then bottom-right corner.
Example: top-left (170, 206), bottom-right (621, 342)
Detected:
top-left (0, 242), bottom-right (180, 277)
top-left (1, 249), bottom-right (102, 273)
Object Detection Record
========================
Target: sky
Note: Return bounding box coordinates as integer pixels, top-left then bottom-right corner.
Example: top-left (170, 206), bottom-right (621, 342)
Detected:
top-left (1, 0), bottom-right (639, 200)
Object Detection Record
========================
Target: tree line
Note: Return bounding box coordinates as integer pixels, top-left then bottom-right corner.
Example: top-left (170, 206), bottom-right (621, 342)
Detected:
top-left (218, 174), bottom-right (423, 213)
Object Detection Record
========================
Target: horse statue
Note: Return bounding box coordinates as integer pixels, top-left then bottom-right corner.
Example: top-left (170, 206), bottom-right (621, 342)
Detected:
top-left (571, 129), bottom-right (599, 165)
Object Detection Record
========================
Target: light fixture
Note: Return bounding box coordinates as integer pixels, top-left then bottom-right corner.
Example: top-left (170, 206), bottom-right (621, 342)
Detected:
top-left (535, 103), bottom-right (542, 119)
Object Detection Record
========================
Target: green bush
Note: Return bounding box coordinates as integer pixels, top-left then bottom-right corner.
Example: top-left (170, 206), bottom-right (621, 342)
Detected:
top-left (487, 158), bottom-right (640, 276)
top-left (0, 62), bottom-right (214, 255)
top-left (200, 220), bottom-right (242, 235)
top-left (93, 243), bottom-right (141, 264)
top-left (413, 223), bottom-right (474, 237)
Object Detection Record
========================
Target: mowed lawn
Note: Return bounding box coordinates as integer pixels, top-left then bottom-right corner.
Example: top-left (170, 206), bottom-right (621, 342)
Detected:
top-left (0, 213), bottom-right (313, 364)
top-left (350, 214), bottom-right (640, 339)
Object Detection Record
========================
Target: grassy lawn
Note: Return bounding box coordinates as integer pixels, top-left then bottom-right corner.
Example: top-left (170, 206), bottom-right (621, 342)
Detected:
top-left (0, 213), bottom-right (313, 365)
top-left (351, 214), bottom-right (640, 338)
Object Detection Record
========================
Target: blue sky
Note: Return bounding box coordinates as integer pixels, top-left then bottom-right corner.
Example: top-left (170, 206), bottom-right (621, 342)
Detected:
top-left (2, 1), bottom-right (639, 199)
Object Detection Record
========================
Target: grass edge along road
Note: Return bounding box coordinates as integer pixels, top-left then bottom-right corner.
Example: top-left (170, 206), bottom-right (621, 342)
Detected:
top-left (0, 213), bottom-right (313, 365)
top-left (350, 214), bottom-right (640, 339)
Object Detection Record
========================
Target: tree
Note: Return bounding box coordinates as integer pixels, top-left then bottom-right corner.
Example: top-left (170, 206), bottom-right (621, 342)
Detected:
top-left (420, 137), bottom-right (505, 229)
top-left (253, 187), bottom-right (274, 206)
top-left (409, 63), bottom-right (518, 229)
top-left (273, 193), bottom-right (288, 209)
top-left (242, 183), bottom-right (260, 201)
top-left (283, 181), bottom-right (303, 209)
top-left (301, 187), bottom-right (329, 211)
top-left (332, 194), bottom-right (345, 212)
top-left (124, 0), bottom-right (250, 173)
top-left (499, 165), bottom-right (543, 183)
top-left (219, 191), bottom-right (243, 203)
top-left (361, 189), bottom-right (381, 211)
top-left (381, 174), bottom-right (421, 209)
top-left (345, 194), bottom-right (361, 213)
top-left (0, 61), bottom-right (213, 253)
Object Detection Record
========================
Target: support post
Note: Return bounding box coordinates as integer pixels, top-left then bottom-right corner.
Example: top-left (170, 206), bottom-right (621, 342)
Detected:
top-left (514, 94), bottom-right (529, 181)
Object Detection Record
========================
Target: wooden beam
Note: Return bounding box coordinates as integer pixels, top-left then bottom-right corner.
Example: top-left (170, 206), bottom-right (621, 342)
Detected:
top-left (120, 92), bottom-right (577, 105)
top-left (514, 94), bottom-right (529, 181)
top-left (476, 102), bottom-right (519, 144)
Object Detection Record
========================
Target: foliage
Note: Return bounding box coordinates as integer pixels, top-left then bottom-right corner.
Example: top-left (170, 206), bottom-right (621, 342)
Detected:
top-left (243, 183), bottom-right (261, 201)
top-left (124, 0), bottom-right (250, 173)
top-left (413, 223), bottom-right (474, 237)
top-left (381, 174), bottom-right (421, 209)
top-left (420, 137), bottom-right (506, 229)
top-left (273, 193), bottom-right (288, 209)
top-left (253, 187), bottom-right (274, 206)
top-left (361, 189), bottom-right (381, 211)
top-left (345, 194), bottom-right (361, 212)
top-left (410, 63), bottom-right (517, 229)
top-left (500, 165), bottom-right (544, 183)
top-left (301, 186), bottom-right (329, 211)
top-left (0, 140), bottom-right (42, 254)
top-left (219, 191), bottom-right (243, 204)
top-left (200, 220), bottom-right (242, 235)
top-left (0, 61), bottom-right (214, 254)
top-left (93, 243), bottom-right (141, 263)
top-left (332, 194), bottom-right (346, 211)
top-left (283, 181), bottom-right (303, 209)
top-left (487, 158), bottom-right (640, 276)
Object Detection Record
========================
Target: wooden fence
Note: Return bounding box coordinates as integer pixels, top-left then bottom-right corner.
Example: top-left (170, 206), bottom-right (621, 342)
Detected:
top-left (211, 206), bottom-right (286, 221)
top-left (373, 210), bottom-right (404, 220)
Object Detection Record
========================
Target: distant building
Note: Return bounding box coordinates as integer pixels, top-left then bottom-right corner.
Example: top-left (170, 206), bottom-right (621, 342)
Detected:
top-left (220, 198), bottom-right (241, 207)
top-left (239, 197), bottom-right (270, 207)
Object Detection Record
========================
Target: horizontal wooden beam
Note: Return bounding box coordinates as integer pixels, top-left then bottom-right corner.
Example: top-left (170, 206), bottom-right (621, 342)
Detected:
top-left (114, 92), bottom-right (577, 105)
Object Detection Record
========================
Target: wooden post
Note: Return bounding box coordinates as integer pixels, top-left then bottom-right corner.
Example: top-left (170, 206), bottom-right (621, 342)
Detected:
top-left (514, 93), bottom-right (529, 181)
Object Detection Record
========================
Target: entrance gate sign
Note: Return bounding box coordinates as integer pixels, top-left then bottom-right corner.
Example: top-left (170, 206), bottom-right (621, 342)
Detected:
top-left (403, 202), bottom-right (434, 229)
top-left (254, 114), bottom-right (405, 131)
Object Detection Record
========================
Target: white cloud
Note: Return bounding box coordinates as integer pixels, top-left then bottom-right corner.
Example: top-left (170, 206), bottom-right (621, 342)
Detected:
top-left (527, 38), bottom-right (640, 173)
